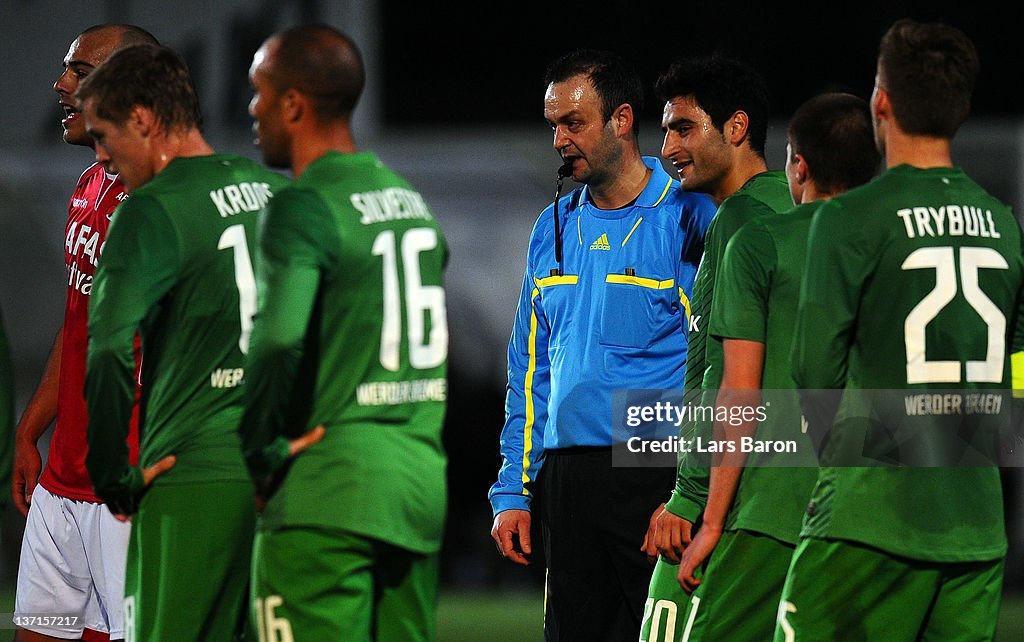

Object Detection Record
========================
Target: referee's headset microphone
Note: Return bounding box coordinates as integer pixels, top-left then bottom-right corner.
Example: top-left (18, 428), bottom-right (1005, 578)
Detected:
top-left (551, 160), bottom-right (573, 277)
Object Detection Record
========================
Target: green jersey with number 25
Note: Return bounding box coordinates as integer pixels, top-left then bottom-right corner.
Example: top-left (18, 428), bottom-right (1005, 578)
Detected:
top-left (792, 164), bottom-right (1024, 563)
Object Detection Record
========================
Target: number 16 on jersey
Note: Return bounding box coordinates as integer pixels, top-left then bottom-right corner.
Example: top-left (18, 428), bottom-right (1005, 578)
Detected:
top-left (372, 227), bottom-right (448, 371)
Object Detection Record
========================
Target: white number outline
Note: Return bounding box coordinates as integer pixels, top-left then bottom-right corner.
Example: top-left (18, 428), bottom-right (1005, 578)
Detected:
top-left (217, 224), bottom-right (257, 355)
top-left (777, 599), bottom-right (796, 642)
top-left (902, 246), bottom-right (1007, 384)
top-left (371, 228), bottom-right (448, 371)
top-left (254, 595), bottom-right (295, 642)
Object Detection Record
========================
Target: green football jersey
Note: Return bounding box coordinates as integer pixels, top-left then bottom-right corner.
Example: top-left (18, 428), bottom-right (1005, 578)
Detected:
top-left (666, 171), bottom-right (792, 521)
top-left (85, 154), bottom-right (290, 511)
top-left (793, 164), bottom-right (1023, 562)
top-left (709, 203), bottom-right (819, 544)
top-left (241, 151), bottom-right (448, 554)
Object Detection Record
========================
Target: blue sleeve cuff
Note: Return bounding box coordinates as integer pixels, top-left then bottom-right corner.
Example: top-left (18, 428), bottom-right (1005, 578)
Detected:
top-left (489, 491), bottom-right (532, 517)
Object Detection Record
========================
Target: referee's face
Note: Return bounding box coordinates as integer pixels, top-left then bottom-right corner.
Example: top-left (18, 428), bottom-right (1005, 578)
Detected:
top-left (544, 74), bottom-right (619, 187)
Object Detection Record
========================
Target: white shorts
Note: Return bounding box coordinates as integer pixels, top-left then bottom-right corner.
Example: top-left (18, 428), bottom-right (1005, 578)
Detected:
top-left (15, 484), bottom-right (131, 639)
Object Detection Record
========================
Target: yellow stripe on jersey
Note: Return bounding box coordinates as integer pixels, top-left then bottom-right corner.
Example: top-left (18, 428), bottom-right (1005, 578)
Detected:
top-left (652, 175), bottom-right (672, 207)
top-left (606, 274), bottom-right (674, 289)
top-left (522, 275), bottom-right (579, 487)
top-left (577, 215), bottom-right (583, 246)
top-left (679, 287), bottom-right (692, 321)
top-left (622, 217), bottom-right (643, 247)
top-left (522, 286), bottom-right (541, 489)
top-left (534, 275), bottom-right (579, 288)
top-left (1012, 351), bottom-right (1024, 398)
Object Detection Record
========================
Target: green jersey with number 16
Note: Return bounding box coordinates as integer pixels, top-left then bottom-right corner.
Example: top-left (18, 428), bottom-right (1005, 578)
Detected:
top-left (86, 155), bottom-right (290, 512)
top-left (241, 151), bottom-right (448, 554)
top-left (792, 164), bottom-right (1024, 562)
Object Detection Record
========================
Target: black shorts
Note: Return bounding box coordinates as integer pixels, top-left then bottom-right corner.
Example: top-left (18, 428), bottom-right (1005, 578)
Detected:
top-left (537, 446), bottom-right (673, 642)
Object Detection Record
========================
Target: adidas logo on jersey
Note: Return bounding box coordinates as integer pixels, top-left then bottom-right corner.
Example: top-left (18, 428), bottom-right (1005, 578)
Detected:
top-left (590, 233), bottom-right (611, 250)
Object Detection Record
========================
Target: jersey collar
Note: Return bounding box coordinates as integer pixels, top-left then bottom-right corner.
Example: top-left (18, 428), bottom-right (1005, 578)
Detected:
top-left (577, 156), bottom-right (675, 210)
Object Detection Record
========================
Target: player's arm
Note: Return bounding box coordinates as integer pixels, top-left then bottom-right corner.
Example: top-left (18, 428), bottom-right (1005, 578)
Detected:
top-left (662, 198), bottom-right (774, 545)
top-left (85, 196), bottom-right (179, 515)
top-left (240, 188), bottom-right (335, 487)
top-left (791, 201), bottom-right (865, 447)
top-left (676, 220), bottom-right (771, 588)
top-left (677, 339), bottom-right (764, 592)
top-left (10, 325), bottom-right (60, 515)
top-left (0, 307), bottom-right (15, 512)
top-left (489, 258), bottom-right (552, 566)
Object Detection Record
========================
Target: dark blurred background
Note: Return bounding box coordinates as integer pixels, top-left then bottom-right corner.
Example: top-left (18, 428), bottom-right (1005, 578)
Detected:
top-left (1, 1), bottom-right (1023, 637)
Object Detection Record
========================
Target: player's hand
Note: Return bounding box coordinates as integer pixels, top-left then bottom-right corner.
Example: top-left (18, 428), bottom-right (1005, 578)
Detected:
top-left (110, 455), bottom-right (177, 523)
top-left (677, 522), bottom-right (722, 594)
top-left (250, 426), bottom-right (326, 515)
top-left (491, 509), bottom-right (532, 566)
top-left (142, 454), bottom-right (177, 486)
top-left (12, 437), bottom-right (42, 517)
top-left (289, 425), bottom-right (326, 457)
top-left (654, 509), bottom-right (694, 563)
top-left (641, 502), bottom-right (667, 563)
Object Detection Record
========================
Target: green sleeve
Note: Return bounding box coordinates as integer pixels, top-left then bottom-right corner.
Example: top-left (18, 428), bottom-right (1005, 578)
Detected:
top-left (664, 483), bottom-right (705, 522)
top-left (791, 200), bottom-right (870, 444)
top-left (707, 195), bottom-right (778, 278)
top-left (710, 219), bottom-right (774, 342)
top-left (0, 307), bottom-right (14, 509)
top-left (667, 195), bottom-right (777, 521)
top-left (791, 200), bottom-right (870, 388)
top-left (240, 188), bottom-right (336, 482)
top-left (85, 196), bottom-right (180, 513)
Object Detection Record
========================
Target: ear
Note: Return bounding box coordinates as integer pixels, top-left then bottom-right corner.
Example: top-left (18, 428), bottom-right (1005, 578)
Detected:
top-left (611, 103), bottom-right (634, 138)
top-left (872, 84), bottom-right (890, 123)
top-left (792, 152), bottom-right (810, 185)
top-left (723, 110), bottom-right (750, 147)
top-left (282, 88), bottom-right (305, 125)
top-left (129, 104), bottom-right (156, 138)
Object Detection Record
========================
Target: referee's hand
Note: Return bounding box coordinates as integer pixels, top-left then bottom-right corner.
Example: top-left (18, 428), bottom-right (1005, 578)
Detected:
top-left (491, 509), bottom-right (532, 566)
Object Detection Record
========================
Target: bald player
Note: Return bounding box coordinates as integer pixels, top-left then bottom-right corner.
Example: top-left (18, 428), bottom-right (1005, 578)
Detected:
top-left (242, 25), bottom-right (449, 640)
top-left (12, 24), bottom-right (157, 642)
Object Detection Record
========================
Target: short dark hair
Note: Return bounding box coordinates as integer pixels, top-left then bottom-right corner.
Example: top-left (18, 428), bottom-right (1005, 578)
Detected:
top-left (81, 23), bottom-right (159, 48)
top-left (76, 44), bottom-right (201, 132)
top-left (268, 24), bottom-right (365, 120)
top-left (788, 93), bottom-right (880, 193)
top-left (878, 18), bottom-right (979, 137)
top-left (544, 49), bottom-right (644, 137)
top-left (655, 53), bottom-right (770, 157)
